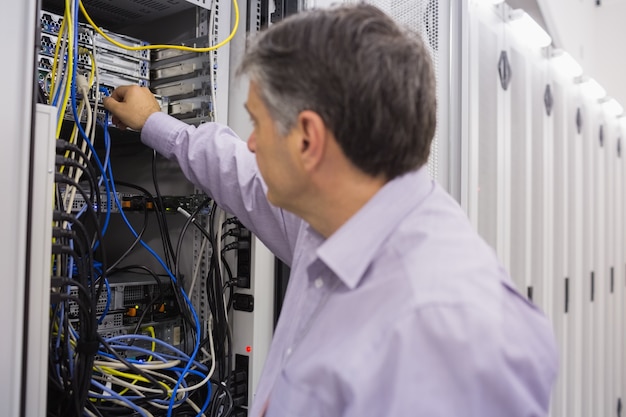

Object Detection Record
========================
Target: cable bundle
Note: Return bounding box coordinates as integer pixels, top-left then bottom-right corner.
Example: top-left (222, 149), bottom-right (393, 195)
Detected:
top-left (44, 1), bottom-right (243, 415)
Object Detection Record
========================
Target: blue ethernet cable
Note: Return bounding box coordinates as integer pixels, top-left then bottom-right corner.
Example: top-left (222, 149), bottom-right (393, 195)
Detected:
top-left (103, 120), bottom-right (203, 417)
top-left (106, 334), bottom-right (207, 367)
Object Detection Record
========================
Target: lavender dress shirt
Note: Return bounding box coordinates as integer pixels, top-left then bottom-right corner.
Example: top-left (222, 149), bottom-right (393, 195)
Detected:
top-left (142, 112), bottom-right (558, 417)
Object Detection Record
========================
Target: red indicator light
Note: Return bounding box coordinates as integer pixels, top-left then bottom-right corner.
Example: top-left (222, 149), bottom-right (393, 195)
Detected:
top-left (246, 345), bottom-right (252, 353)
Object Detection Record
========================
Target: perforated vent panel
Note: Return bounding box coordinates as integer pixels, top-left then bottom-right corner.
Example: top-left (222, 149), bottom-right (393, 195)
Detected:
top-left (44, 0), bottom-right (195, 30)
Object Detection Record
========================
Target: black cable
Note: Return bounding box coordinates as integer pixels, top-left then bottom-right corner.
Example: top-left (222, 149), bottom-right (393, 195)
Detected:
top-left (53, 175), bottom-right (108, 275)
top-left (85, 401), bottom-right (105, 417)
top-left (53, 208), bottom-right (107, 305)
top-left (53, 293), bottom-right (97, 416)
top-left (55, 143), bottom-right (102, 223)
top-left (114, 180), bottom-right (174, 274)
top-left (208, 379), bottom-right (234, 417)
top-left (55, 156), bottom-right (100, 214)
top-left (52, 212), bottom-right (95, 295)
top-left (104, 195), bottom-right (150, 273)
top-left (55, 152), bottom-right (99, 193)
top-left (204, 204), bottom-right (233, 385)
top-left (152, 150), bottom-right (177, 269)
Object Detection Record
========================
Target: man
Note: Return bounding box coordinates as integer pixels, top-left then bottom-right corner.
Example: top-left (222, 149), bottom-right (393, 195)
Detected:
top-left (104, 4), bottom-right (558, 416)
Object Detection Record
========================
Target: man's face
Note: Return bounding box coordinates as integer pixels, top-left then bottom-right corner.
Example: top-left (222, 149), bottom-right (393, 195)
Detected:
top-left (245, 81), bottom-right (304, 210)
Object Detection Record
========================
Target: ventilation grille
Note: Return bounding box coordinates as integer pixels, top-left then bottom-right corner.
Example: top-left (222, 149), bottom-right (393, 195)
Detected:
top-left (44, 0), bottom-right (195, 30)
top-left (124, 285), bottom-right (146, 303)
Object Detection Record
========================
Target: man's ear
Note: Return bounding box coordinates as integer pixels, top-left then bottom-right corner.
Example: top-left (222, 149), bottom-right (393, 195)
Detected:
top-left (297, 110), bottom-right (327, 172)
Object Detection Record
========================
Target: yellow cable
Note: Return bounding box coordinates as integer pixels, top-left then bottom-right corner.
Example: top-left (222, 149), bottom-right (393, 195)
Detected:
top-left (87, 50), bottom-right (96, 85)
top-left (97, 366), bottom-right (150, 384)
top-left (146, 326), bottom-right (156, 362)
top-left (49, 13), bottom-right (67, 102)
top-left (96, 366), bottom-right (171, 393)
top-left (116, 326), bottom-right (157, 396)
top-left (79, 0), bottom-right (239, 53)
top-left (56, 0), bottom-right (75, 136)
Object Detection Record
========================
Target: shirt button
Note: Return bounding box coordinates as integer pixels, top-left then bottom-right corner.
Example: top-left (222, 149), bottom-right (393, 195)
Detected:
top-left (314, 278), bottom-right (324, 289)
top-left (286, 347), bottom-right (292, 357)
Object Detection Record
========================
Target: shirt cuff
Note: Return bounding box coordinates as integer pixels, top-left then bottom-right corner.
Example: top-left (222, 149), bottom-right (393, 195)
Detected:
top-left (140, 111), bottom-right (188, 157)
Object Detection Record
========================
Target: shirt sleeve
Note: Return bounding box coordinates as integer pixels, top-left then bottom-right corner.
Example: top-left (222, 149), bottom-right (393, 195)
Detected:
top-left (141, 112), bottom-right (301, 265)
top-left (343, 302), bottom-right (558, 417)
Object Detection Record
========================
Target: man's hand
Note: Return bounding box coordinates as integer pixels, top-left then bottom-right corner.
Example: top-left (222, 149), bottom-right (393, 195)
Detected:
top-left (102, 85), bottom-right (162, 131)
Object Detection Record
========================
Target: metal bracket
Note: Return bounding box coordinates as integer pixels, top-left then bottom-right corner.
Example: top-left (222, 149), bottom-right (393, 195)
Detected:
top-left (575, 107), bottom-right (582, 134)
top-left (619, 137), bottom-right (622, 158)
top-left (544, 84), bottom-right (553, 116)
top-left (498, 51), bottom-right (512, 91)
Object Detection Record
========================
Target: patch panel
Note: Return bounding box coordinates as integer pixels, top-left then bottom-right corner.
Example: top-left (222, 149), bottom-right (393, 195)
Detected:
top-left (40, 10), bottom-right (94, 46)
top-left (39, 33), bottom-right (92, 61)
top-left (37, 54), bottom-right (53, 71)
top-left (39, 10), bottom-right (64, 36)
top-left (39, 8), bottom-right (151, 111)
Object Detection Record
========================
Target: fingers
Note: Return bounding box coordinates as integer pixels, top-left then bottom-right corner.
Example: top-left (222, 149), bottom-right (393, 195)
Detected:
top-left (102, 95), bottom-right (119, 113)
top-left (110, 85), bottom-right (131, 101)
top-left (102, 85), bottom-right (160, 131)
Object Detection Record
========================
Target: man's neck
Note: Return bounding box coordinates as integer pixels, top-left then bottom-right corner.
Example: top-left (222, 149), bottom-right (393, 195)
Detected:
top-left (297, 170), bottom-right (387, 239)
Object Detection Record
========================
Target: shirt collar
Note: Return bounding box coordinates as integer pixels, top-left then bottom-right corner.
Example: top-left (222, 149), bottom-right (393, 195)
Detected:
top-left (316, 166), bottom-right (434, 290)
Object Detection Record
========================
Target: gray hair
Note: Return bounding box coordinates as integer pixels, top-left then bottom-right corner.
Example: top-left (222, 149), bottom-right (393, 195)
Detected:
top-left (239, 3), bottom-right (437, 180)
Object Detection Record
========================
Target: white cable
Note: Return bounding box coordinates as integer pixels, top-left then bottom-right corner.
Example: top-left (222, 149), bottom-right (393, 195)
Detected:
top-left (175, 317), bottom-right (216, 393)
top-left (62, 83), bottom-right (91, 214)
top-left (84, 408), bottom-right (98, 417)
top-left (93, 359), bottom-right (182, 370)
